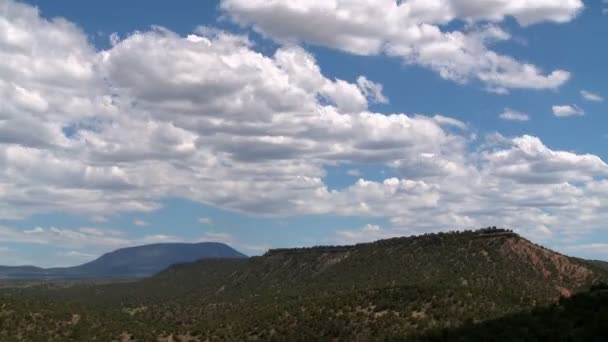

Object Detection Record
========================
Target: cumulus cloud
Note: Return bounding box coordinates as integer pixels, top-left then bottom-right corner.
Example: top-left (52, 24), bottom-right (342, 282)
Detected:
top-left (499, 108), bottom-right (530, 121)
top-left (552, 104), bottom-right (585, 117)
top-left (356, 76), bottom-right (389, 104)
top-left (221, 0), bottom-right (579, 91)
top-left (3, 1), bottom-right (457, 220)
top-left (0, 0), bottom-right (607, 255)
top-left (482, 135), bottom-right (608, 184)
top-left (580, 90), bottom-right (604, 102)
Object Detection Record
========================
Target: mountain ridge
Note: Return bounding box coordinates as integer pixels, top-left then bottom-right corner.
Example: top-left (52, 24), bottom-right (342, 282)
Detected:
top-left (1, 227), bottom-right (607, 340)
top-left (0, 242), bottom-right (246, 280)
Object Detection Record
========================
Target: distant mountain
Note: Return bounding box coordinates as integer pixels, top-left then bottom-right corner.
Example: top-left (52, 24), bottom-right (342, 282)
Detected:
top-left (2, 228), bottom-right (606, 341)
top-left (0, 242), bottom-right (246, 280)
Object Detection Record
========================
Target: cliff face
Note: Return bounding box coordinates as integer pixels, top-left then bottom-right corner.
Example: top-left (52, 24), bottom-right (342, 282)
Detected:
top-left (501, 237), bottom-right (595, 290)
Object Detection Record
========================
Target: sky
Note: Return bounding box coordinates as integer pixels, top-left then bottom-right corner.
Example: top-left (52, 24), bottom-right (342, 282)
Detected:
top-left (0, 0), bottom-right (607, 267)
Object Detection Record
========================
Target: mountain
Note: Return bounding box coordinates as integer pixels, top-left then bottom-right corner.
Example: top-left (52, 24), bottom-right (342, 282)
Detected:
top-left (137, 228), bottom-right (606, 304)
top-left (0, 242), bottom-right (246, 280)
top-left (0, 228), bottom-right (606, 340)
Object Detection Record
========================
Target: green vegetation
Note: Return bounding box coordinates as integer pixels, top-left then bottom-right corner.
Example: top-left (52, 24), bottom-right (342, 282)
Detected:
top-left (425, 284), bottom-right (608, 341)
top-left (0, 228), bottom-right (606, 340)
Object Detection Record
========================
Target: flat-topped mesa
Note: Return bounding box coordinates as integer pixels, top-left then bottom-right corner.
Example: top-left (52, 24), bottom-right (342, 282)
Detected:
top-left (264, 227), bottom-right (518, 257)
top-left (264, 245), bottom-right (356, 257)
top-left (472, 227), bottom-right (518, 238)
top-left (475, 226), bottom-right (515, 234)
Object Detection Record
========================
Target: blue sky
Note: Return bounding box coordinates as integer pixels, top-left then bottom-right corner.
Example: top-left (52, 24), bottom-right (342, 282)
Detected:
top-left (0, 0), bottom-right (607, 266)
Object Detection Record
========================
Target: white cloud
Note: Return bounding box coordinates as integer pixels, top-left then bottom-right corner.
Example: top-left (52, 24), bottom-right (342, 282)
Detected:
top-left (564, 243), bottom-right (608, 254)
top-left (109, 32), bottom-right (120, 46)
top-left (482, 135), bottom-right (608, 184)
top-left (200, 231), bottom-right (266, 255)
top-left (0, 0), bottom-right (607, 258)
top-left (356, 76), bottom-right (389, 104)
top-left (63, 250), bottom-right (96, 259)
top-left (0, 225), bottom-right (130, 249)
top-left (139, 234), bottom-right (181, 244)
top-left (552, 104), bottom-right (584, 117)
top-left (198, 217), bottom-right (213, 225)
top-left (0, 224), bottom-right (187, 266)
top-left (581, 90), bottom-right (604, 102)
top-left (201, 231), bottom-right (235, 243)
top-left (346, 169), bottom-right (363, 177)
top-left (221, 0), bottom-right (579, 91)
top-left (563, 243), bottom-right (608, 260)
top-left (335, 224), bottom-right (398, 244)
top-left (133, 219), bottom-right (149, 227)
top-left (499, 108), bottom-right (530, 121)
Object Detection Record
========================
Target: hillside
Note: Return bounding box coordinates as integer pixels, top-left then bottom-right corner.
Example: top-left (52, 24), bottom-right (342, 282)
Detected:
top-left (589, 259), bottom-right (608, 272)
top-left (0, 242), bottom-right (246, 280)
top-left (424, 283), bottom-right (608, 341)
top-left (0, 228), bottom-right (606, 340)
top-left (136, 228), bottom-right (605, 304)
